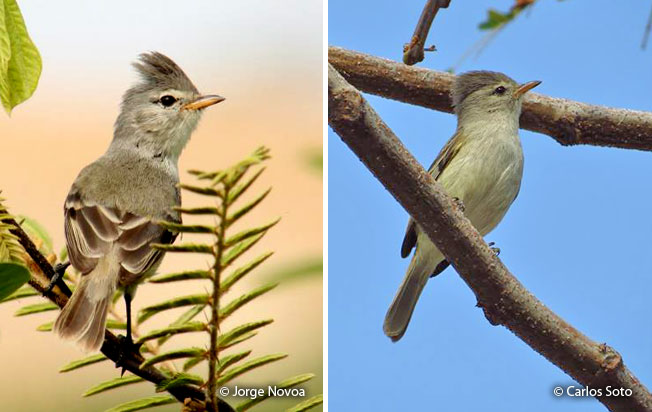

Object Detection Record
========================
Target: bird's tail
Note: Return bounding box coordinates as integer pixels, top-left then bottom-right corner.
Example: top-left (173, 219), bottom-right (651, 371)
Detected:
top-left (53, 267), bottom-right (116, 352)
top-left (383, 256), bottom-right (431, 342)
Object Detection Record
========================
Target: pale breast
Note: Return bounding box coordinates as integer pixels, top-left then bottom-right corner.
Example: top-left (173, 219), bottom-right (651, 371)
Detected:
top-left (438, 131), bottom-right (523, 236)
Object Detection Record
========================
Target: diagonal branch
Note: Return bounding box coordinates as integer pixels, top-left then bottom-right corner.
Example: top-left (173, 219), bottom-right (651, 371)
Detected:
top-left (330, 46), bottom-right (652, 152)
top-left (328, 63), bottom-right (652, 412)
top-left (403, 0), bottom-right (451, 65)
top-left (0, 209), bottom-right (234, 411)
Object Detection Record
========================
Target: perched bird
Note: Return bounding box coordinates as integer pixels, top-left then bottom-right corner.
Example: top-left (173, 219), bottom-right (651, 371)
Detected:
top-left (383, 71), bottom-right (540, 342)
top-left (53, 52), bottom-right (225, 352)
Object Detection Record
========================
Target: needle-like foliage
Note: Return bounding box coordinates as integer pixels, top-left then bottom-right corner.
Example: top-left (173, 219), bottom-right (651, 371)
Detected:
top-left (1, 147), bottom-right (323, 412)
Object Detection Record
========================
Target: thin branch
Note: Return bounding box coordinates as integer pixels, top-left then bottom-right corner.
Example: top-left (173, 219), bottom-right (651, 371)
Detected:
top-left (642, 1), bottom-right (652, 50)
top-left (0, 208), bottom-right (233, 411)
top-left (206, 188), bottom-right (228, 412)
top-left (403, 0), bottom-right (451, 65)
top-left (328, 63), bottom-right (652, 412)
top-left (329, 46), bottom-right (652, 152)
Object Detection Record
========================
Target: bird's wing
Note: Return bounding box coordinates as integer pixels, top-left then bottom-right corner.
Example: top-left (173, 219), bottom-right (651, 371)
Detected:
top-left (400, 131), bottom-right (465, 259)
top-left (64, 192), bottom-right (178, 283)
top-left (117, 212), bottom-right (178, 285)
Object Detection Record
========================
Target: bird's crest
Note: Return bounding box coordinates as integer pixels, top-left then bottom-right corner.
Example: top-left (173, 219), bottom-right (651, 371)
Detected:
top-left (132, 52), bottom-right (199, 94)
top-left (452, 71), bottom-right (516, 107)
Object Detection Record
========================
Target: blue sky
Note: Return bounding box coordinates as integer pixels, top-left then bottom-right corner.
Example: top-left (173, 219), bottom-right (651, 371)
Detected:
top-left (328, 1), bottom-right (652, 411)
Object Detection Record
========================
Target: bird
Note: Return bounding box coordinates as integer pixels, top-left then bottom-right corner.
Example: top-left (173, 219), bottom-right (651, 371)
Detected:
top-left (53, 52), bottom-right (225, 353)
top-left (383, 70), bottom-right (540, 342)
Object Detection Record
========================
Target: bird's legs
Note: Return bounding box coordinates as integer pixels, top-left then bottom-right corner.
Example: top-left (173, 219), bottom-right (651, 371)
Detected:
top-left (115, 289), bottom-right (143, 375)
top-left (44, 261), bottom-right (70, 293)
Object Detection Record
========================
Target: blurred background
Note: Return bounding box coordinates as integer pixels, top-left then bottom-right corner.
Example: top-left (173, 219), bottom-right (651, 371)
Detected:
top-left (0, 1), bottom-right (322, 411)
top-left (329, 1), bottom-right (652, 411)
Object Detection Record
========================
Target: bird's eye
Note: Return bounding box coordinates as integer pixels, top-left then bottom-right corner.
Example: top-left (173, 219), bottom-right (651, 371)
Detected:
top-left (493, 86), bottom-right (507, 95)
top-left (160, 95), bottom-right (177, 107)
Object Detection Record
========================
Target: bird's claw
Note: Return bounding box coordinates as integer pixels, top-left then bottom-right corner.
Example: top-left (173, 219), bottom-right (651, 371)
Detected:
top-left (114, 335), bottom-right (143, 376)
top-left (452, 197), bottom-right (465, 212)
top-left (44, 262), bottom-right (71, 294)
top-left (488, 241), bottom-right (501, 256)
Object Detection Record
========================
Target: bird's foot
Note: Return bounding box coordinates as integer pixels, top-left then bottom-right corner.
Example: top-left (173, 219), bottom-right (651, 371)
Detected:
top-left (114, 335), bottom-right (144, 376)
top-left (44, 261), bottom-right (71, 294)
top-left (452, 197), bottom-right (465, 212)
top-left (488, 242), bottom-right (501, 256)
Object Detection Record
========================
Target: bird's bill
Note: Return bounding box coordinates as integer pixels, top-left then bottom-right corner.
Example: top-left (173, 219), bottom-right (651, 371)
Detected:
top-left (513, 80), bottom-right (541, 98)
top-left (181, 95), bottom-right (226, 111)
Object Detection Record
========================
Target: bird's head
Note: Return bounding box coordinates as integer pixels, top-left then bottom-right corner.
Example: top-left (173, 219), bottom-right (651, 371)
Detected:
top-left (114, 52), bottom-right (224, 160)
top-left (452, 70), bottom-right (540, 122)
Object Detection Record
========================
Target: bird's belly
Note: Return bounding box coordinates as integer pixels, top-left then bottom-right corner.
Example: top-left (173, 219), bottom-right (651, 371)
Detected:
top-left (440, 143), bottom-right (523, 236)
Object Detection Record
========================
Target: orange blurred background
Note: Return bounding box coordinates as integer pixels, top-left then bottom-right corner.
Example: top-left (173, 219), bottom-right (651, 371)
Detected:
top-left (0, 1), bottom-right (322, 411)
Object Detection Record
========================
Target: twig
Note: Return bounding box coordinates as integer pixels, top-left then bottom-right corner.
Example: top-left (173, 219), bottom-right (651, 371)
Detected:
top-left (329, 46), bottom-right (652, 151)
top-left (328, 63), bottom-right (652, 412)
top-left (0, 207), bottom-right (233, 411)
top-left (642, 1), bottom-right (652, 50)
top-left (206, 188), bottom-right (228, 412)
top-left (403, 0), bottom-right (451, 65)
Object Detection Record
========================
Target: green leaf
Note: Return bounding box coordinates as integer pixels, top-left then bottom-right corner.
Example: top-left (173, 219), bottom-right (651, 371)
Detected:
top-left (218, 350), bottom-right (251, 374)
top-left (218, 353), bottom-right (287, 385)
top-left (38, 318), bottom-right (124, 332)
top-left (0, 0), bottom-right (42, 114)
top-left (138, 293), bottom-right (209, 323)
top-left (157, 304), bottom-right (206, 346)
top-left (18, 215), bottom-right (52, 254)
top-left (304, 148), bottom-right (323, 172)
top-left (220, 331), bottom-right (258, 351)
top-left (136, 321), bottom-right (206, 344)
top-left (221, 252), bottom-right (273, 295)
top-left (14, 301), bottom-right (57, 316)
top-left (151, 243), bottom-right (213, 254)
top-left (178, 183), bottom-right (222, 197)
top-left (155, 372), bottom-right (203, 392)
top-left (1, 283), bottom-right (36, 301)
top-left (224, 218), bottom-right (279, 249)
top-left (0, 220), bottom-right (24, 263)
top-left (226, 167), bottom-right (265, 205)
top-left (156, 221), bottom-right (215, 234)
top-left (218, 320), bottom-right (273, 350)
top-left (59, 353), bottom-right (107, 372)
top-left (182, 356), bottom-right (204, 371)
top-left (174, 206), bottom-right (221, 216)
top-left (478, 8), bottom-right (519, 30)
top-left (149, 269), bottom-right (210, 284)
top-left (82, 375), bottom-right (144, 397)
top-left (220, 283), bottom-right (277, 320)
top-left (265, 256), bottom-right (322, 283)
top-left (0, 262), bottom-right (29, 300)
top-left (236, 373), bottom-right (315, 411)
top-left (104, 395), bottom-right (176, 412)
top-left (140, 347), bottom-right (205, 368)
top-left (226, 188), bottom-right (271, 228)
top-left (221, 233), bottom-right (267, 268)
top-left (286, 394), bottom-right (324, 412)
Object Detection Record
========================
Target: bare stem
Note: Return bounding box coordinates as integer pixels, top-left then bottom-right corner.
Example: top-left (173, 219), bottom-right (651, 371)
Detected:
top-left (403, 0), bottom-right (451, 65)
top-left (206, 192), bottom-right (228, 412)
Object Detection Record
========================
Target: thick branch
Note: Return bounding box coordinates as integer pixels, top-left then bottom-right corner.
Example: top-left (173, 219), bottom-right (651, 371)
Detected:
top-left (403, 0), bottom-right (451, 65)
top-left (0, 210), bottom-right (233, 411)
top-left (328, 63), bottom-right (652, 412)
top-left (330, 46), bottom-right (652, 151)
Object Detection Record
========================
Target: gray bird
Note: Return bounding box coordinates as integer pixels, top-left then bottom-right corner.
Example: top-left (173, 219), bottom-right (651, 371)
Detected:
top-left (383, 71), bottom-right (540, 342)
top-left (53, 52), bottom-right (224, 352)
